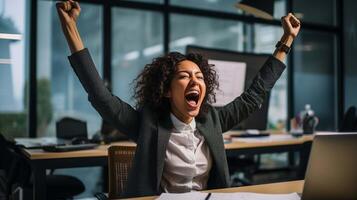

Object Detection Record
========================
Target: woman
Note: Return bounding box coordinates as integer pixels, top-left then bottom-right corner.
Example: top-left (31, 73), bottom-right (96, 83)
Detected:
top-left (56, 0), bottom-right (300, 197)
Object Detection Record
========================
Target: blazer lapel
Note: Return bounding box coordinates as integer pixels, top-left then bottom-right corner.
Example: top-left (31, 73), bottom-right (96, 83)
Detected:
top-left (196, 120), bottom-right (228, 185)
top-left (156, 113), bottom-right (173, 190)
top-left (196, 121), bottom-right (218, 159)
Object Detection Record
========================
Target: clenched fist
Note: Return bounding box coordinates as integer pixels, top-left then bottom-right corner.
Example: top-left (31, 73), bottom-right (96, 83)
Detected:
top-left (56, 0), bottom-right (84, 53)
top-left (281, 13), bottom-right (301, 38)
top-left (56, 0), bottom-right (81, 25)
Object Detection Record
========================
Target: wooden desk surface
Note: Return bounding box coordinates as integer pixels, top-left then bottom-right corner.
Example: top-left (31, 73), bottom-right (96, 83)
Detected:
top-left (22, 133), bottom-right (313, 160)
top-left (22, 141), bottom-right (135, 160)
top-left (224, 131), bottom-right (313, 150)
top-left (122, 180), bottom-right (304, 200)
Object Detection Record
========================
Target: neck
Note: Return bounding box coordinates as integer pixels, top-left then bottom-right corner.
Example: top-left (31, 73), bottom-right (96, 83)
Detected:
top-left (171, 110), bottom-right (193, 124)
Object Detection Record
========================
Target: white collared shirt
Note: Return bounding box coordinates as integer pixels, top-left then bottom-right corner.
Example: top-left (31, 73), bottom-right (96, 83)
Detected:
top-left (160, 113), bottom-right (212, 193)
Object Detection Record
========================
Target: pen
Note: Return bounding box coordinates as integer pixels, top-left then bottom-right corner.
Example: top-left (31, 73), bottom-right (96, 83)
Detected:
top-left (205, 192), bottom-right (211, 200)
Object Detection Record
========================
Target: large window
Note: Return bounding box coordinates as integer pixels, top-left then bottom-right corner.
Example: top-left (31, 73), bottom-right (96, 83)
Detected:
top-left (111, 8), bottom-right (163, 105)
top-left (2, 0), bottom-right (344, 136)
top-left (36, 1), bottom-right (103, 137)
top-left (0, 0), bottom-right (29, 139)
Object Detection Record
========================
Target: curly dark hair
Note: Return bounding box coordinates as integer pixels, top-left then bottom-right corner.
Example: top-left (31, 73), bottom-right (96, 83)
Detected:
top-left (133, 52), bottom-right (219, 115)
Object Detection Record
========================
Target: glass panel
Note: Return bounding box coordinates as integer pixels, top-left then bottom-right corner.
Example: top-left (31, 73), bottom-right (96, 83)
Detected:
top-left (292, 0), bottom-right (337, 26)
top-left (127, 0), bottom-right (162, 3)
top-left (0, 0), bottom-right (29, 139)
top-left (170, 14), bottom-right (287, 130)
top-left (112, 8), bottom-right (163, 106)
top-left (344, 0), bottom-right (357, 110)
top-left (252, 24), bottom-right (287, 130)
top-left (170, 0), bottom-right (286, 20)
top-left (37, 1), bottom-right (103, 137)
top-left (293, 30), bottom-right (336, 130)
top-left (170, 14), bottom-right (245, 52)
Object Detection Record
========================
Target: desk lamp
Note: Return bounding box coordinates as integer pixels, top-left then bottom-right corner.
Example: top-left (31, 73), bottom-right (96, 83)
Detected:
top-left (235, 0), bottom-right (274, 20)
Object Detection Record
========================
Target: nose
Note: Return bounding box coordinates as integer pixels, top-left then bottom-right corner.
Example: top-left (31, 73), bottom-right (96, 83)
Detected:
top-left (190, 75), bottom-right (199, 85)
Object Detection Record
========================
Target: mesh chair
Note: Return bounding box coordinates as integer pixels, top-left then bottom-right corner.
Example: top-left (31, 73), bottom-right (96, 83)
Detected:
top-left (340, 106), bottom-right (357, 132)
top-left (108, 145), bottom-right (136, 199)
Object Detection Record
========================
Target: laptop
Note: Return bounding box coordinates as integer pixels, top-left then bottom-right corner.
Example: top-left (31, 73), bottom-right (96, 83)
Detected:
top-left (301, 132), bottom-right (357, 200)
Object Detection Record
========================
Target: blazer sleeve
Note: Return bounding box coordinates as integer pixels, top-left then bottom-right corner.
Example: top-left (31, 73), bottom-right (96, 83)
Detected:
top-left (217, 56), bottom-right (286, 133)
top-left (68, 48), bottom-right (140, 141)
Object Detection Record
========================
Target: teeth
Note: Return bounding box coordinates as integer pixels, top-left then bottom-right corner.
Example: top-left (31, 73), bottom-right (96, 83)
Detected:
top-left (186, 90), bottom-right (199, 95)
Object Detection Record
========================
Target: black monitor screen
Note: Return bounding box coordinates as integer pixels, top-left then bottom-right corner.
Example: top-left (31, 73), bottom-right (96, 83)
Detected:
top-left (186, 45), bottom-right (271, 130)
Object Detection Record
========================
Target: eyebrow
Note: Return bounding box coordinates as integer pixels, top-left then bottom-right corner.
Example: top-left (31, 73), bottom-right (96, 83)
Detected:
top-left (176, 70), bottom-right (203, 75)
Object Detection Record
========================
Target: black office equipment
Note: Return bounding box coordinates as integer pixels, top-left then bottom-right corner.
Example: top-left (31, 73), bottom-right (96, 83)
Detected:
top-left (42, 143), bottom-right (98, 152)
top-left (186, 45), bottom-right (271, 130)
top-left (230, 132), bottom-right (270, 138)
top-left (56, 117), bottom-right (88, 140)
top-left (97, 120), bottom-right (129, 144)
top-left (38, 117), bottom-right (98, 152)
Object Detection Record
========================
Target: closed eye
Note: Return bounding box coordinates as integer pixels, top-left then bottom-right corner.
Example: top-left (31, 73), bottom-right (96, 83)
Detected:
top-left (179, 75), bottom-right (189, 79)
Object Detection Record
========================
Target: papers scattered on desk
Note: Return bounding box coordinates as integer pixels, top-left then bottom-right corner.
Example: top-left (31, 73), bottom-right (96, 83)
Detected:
top-left (157, 192), bottom-right (205, 200)
top-left (231, 134), bottom-right (296, 143)
top-left (156, 192), bottom-right (300, 200)
top-left (15, 137), bottom-right (64, 148)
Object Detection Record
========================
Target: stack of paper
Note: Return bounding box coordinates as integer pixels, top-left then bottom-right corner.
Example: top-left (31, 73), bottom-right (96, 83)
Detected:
top-left (157, 192), bottom-right (300, 200)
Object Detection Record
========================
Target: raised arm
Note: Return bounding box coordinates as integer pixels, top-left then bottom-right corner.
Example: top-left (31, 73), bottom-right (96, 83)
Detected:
top-left (56, 0), bottom-right (84, 53)
top-left (56, 0), bottom-right (140, 141)
top-left (273, 13), bottom-right (301, 62)
top-left (217, 13), bottom-right (301, 132)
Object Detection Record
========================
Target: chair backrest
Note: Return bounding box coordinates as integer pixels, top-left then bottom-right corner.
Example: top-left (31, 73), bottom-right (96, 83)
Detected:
top-left (0, 133), bottom-right (31, 197)
top-left (340, 106), bottom-right (357, 132)
top-left (108, 145), bottom-right (136, 199)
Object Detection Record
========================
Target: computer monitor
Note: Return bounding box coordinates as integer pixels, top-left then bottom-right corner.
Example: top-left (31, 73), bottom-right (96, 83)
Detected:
top-left (302, 132), bottom-right (357, 200)
top-left (186, 45), bottom-right (271, 130)
top-left (56, 117), bottom-right (88, 140)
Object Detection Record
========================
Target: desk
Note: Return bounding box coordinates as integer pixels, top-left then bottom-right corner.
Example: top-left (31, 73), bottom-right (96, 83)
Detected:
top-left (21, 141), bottom-right (134, 200)
top-left (20, 134), bottom-right (312, 200)
top-left (123, 180), bottom-right (304, 200)
top-left (224, 132), bottom-right (313, 180)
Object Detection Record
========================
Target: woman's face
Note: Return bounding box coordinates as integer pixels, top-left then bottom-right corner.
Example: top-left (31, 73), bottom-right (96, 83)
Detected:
top-left (167, 60), bottom-right (206, 124)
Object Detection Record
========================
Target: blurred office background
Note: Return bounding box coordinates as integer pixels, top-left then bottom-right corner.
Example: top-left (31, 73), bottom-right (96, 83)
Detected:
top-left (0, 0), bottom-right (356, 198)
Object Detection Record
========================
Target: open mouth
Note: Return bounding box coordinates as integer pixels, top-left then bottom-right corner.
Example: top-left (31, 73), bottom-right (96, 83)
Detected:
top-left (185, 90), bottom-right (200, 107)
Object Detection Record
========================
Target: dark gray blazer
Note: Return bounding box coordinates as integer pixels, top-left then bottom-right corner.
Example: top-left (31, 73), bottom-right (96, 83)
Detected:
top-left (68, 48), bottom-right (285, 198)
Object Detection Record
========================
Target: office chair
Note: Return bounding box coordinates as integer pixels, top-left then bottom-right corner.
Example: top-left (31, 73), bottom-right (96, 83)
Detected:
top-left (47, 117), bottom-right (87, 199)
top-left (228, 155), bottom-right (259, 186)
top-left (108, 145), bottom-right (136, 199)
top-left (0, 133), bottom-right (85, 200)
top-left (340, 106), bottom-right (357, 132)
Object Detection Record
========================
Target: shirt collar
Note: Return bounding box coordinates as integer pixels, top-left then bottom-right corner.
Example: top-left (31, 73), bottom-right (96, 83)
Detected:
top-left (170, 113), bottom-right (196, 132)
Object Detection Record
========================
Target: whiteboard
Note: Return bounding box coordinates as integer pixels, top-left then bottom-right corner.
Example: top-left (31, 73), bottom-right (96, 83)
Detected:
top-left (209, 59), bottom-right (246, 106)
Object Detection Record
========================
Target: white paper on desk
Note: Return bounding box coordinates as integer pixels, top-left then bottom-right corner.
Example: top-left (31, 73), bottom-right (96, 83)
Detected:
top-left (209, 59), bottom-right (246, 107)
top-left (209, 192), bottom-right (300, 200)
top-left (231, 134), bottom-right (296, 143)
top-left (156, 192), bottom-right (206, 200)
top-left (156, 192), bottom-right (300, 200)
